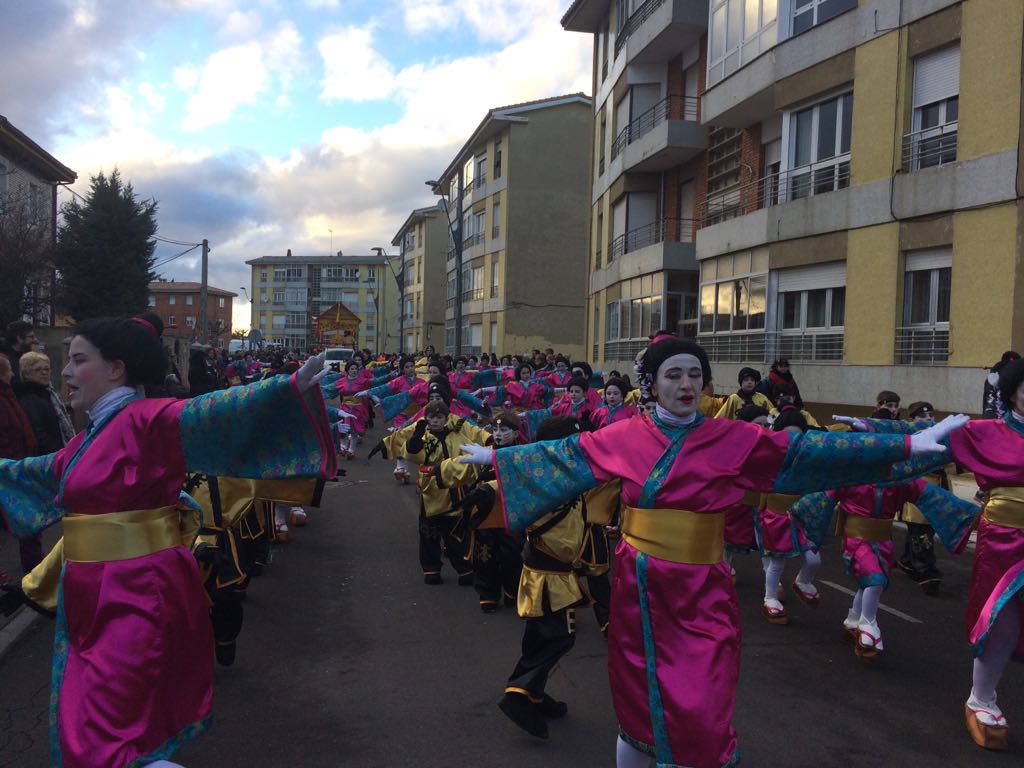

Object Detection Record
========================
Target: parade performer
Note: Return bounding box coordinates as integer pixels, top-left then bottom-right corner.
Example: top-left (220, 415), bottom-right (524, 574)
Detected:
top-left (715, 367), bottom-right (773, 419)
top-left (0, 316), bottom-right (334, 768)
top-left (359, 355), bottom-right (420, 482)
top-left (459, 337), bottom-right (967, 768)
top-left (592, 377), bottom-right (635, 429)
top-left (333, 359), bottom-right (371, 458)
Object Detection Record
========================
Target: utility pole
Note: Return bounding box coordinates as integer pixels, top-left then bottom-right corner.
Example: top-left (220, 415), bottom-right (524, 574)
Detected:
top-left (199, 239), bottom-right (209, 345)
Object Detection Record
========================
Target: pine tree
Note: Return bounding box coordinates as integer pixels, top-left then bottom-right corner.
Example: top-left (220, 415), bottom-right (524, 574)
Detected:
top-left (56, 169), bottom-right (158, 320)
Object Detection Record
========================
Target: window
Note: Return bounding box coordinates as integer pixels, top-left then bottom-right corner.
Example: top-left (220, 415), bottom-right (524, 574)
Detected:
top-left (473, 212), bottom-right (485, 245)
top-left (471, 266), bottom-right (484, 300)
top-left (899, 249), bottom-right (952, 364)
top-left (595, 210), bottom-right (604, 268)
top-left (787, 92), bottom-right (852, 200)
top-left (463, 157), bottom-right (475, 191)
top-left (778, 287), bottom-right (845, 329)
top-left (366, 267), bottom-right (376, 283)
top-left (341, 290), bottom-right (358, 307)
top-left (273, 289), bottom-right (285, 303)
top-left (286, 312), bottom-right (304, 328)
top-left (259, 315), bottom-right (267, 327)
top-left (218, 297), bottom-right (225, 308)
top-left (792, 0), bottom-right (855, 36)
top-left (284, 266), bottom-right (303, 281)
top-left (185, 316), bottom-right (196, 328)
top-left (697, 251), bottom-right (769, 334)
top-left (491, 201), bottom-right (501, 239)
top-left (147, 295), bottom-right (156, 307)
top-left (186, 295), bottom-right (193, 305)
top-left (167, 315), bottom-right (176, 326)
top-left (28, 183), bottom-right (40, 220)
top-left (491, 260), bottom-right (500, 298)
top-left (708, 0), bottom-right (778, 86)
top-left (907, 44), bottom-right (960, 170)
top-left (168, 295), bottom-right (176, 305)
top-left (404, 232), bottom-right (416, 251)
top-left (323, 266), bottom-right (344, 279)
top-left (261, 292), bottom-right (269, 304)
top-left (260, 270), bottom-right (268, 282)
top-left (474, 154), bottom-right (487, 186)
top-left (342, 267), bottom-right (359, 282)
top-left (0, 162), bottom-right (7, 197)
top-left (704, 127), bottom-right (743, 222)
top-left (274, 268), bottom-right (287, 282)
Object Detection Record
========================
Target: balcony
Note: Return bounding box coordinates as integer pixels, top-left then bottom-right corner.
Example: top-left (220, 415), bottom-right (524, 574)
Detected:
top-left (593, 218), bottom-right (697, 294)
top-left (902, 124), bottom-right (957, 171)
top-left (895, 325), bottom-right (949, 366)
top-left (609, 217), bottom-right (694, 262)
top-left (614, 0), bottom-right (708, 65)
top-left (697, 330), bottom-right (844, 364)
top-left (610, 96), bottom-right (705, 174)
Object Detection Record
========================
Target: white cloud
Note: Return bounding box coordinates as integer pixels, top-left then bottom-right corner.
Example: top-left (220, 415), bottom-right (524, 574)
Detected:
top-left (220, 9), bottom-right (263, 39)
top-left (400, 0), bottom-right (561, 43)
top-left (182, 43), bottom-right (268, 130)
top-left (173, 65), bottom-right (200, 91)
top-left (138, 82), bottom-right (167, 111)
top-left (319, 25), bottom-right (399, 102)
top-left (400, 0), bottom-right (454, 32)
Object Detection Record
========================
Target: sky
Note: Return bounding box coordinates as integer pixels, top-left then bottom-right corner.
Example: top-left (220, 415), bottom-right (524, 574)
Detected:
top-left (3, 0), bottom-right (592, 329)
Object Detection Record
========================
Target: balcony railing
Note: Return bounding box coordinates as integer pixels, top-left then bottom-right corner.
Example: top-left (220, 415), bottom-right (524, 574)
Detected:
top-left (604, 339), bottom-right (651, 362)
top-left (895, 325), bottom-right (949, 365)
top-left (492, 225), bottom-right (500, 239)
top-left (608, 218), bottom-right (695, 263)
top-left (465, 171), bottom-right (487, 193)
top-left (462, 232), bottom-right (484, 248)
top-left (699, 156), bottom-right (851, 226)
top-left (902, 124), bottom-right (958, 171)
top-left (614, 0), bottom-right (668, 55)
top-left (611, 95), bottom-right (700, 160)
top-left (696, 330), bottom-right (845, 363)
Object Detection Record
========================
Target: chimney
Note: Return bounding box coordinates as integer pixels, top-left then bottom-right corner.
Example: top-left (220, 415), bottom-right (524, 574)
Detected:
top-left (286, 248), bottom-right (292, 258)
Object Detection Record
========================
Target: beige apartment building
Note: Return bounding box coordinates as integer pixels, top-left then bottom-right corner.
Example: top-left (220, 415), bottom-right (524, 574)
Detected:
top-left (429, 94), bottom-right (592, 358)
top-left (567, 0), bottom-right (1024, 414)
top-left (391, 203), bottom-right (448, 354)
top-left (246, 251), bottom-right (399, 352)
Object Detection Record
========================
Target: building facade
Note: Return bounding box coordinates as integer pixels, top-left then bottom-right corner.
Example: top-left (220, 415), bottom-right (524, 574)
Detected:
top-left (245, 251), bottom-right (399, 352)
top-left (430, 94), bottom-right (592, 358)
top-left (568, 0), bottom-right (1024, 413)
top-left (0, 114), bottom-right (77, 327)
top-left (147, 281), bottom-right (236, 348)
top-left (391, 203), bottom-right (449, 354)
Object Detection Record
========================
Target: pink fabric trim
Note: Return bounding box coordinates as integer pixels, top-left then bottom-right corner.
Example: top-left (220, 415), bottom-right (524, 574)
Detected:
top-left (289, 372), bottom-right (337, 478)
top-left (969, 558), bottom-right (1024, 646)
top-left (130, 316), bottom-right (159, 337)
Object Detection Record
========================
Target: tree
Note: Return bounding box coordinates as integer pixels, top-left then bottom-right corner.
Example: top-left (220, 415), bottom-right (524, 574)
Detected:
top-left (0, 193), bottom-right (56, 328)
top-left (55, 169), bottom-right (158, 320)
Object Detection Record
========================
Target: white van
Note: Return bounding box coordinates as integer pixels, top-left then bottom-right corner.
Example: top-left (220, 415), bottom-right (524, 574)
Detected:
top-left (325, 347), bottom-right (355, 370)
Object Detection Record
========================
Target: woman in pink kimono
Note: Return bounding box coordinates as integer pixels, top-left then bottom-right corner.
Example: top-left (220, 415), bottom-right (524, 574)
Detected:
top-left (0, 316), bottom-right (334, 768)
top-left (591, 377), bottom-right (636, 430)
top-left (460, 337), bottom-right (969, 768)
top-left (333, 359), bottom-right (371, 458)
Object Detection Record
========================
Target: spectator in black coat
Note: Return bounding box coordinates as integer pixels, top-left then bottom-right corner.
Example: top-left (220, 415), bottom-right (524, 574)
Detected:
top-left (15, 351), bottom-right (73, 454)
top-left (0, 354), bottom-right (43, 573)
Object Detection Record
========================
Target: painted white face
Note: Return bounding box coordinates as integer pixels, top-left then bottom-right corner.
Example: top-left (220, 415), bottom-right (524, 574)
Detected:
top-left (654, 353), bottom-right (703, 417)
top-left (604, 384), bottom-right (623, 407)
top-left (493, 424), bottom-right (517, 446)
top-left (1012, 379), bottom-right (1024, 416)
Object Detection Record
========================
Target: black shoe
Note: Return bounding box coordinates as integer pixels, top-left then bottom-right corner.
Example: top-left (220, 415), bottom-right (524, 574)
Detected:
top-left (498, 693), bottom-right (548, 739)
top-left (503, 594), bottom-right (517, 608)
top-left (538, 693), bottom-right (568, 718)
top-left (215, 641), bottom-right (236, 667)
top-left (919, 571), bottom-right (942, 595)
top-left (457, 573), bottom-right (475, 587)
top-left (896, 557), bottom-right (914, 575)
top-left (480, 602), bottom-right (499, 614)
top-left (424, 573), bottom-right (443, 585)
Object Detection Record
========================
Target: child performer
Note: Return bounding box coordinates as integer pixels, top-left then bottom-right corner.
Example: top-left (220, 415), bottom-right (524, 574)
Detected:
top-left (592, 377), bottom-right (635, 429)
top-left (460, 337), bottom-right (967, 768)
top-left (715, 367), bottom-right (773, 419)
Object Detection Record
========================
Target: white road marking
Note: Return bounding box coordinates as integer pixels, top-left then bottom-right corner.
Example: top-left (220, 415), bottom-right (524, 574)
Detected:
top-left (819, 580), bottom-right (923, 624)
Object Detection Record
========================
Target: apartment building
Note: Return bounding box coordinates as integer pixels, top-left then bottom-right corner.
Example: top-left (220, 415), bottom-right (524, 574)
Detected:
top-left (391, 203), bottom-right (449, 354)
top-left (0, 114), bottom-right (77, 327)
top-left (568, 0), bottom-right (1024, 413)
top-left (429, 94), bottom-right (592, 358)
top-left (147, 280), bottom-right (236, 348)
top-left (245, 251), bottom-right (399, 352)
top-left (562, 1), bottom-right (708, 368)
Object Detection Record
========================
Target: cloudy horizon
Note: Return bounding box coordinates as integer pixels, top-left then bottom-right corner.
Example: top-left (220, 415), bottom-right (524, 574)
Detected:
top-left (3, 0), bottom-right (592, 329)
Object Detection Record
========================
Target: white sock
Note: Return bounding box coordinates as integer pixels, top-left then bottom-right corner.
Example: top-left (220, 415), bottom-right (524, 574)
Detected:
top-left (762, 556), bottom-right (784, 602)
top-left (616, 735), bottom-right (653, 768)
top-left (797, 549), bottom-right (821, 586)
top-left (396, 458), bottom-right (408, 472)
top-left (851, 588), bottom-right (864, 616)
top-left (972, 597), bottom-right (1020, 704)
top-left (859, 585), bottom-right (883, 624)
top-left (273, 502), bottom-right (288, 526)
top-left (146, 761), bottom-right (186, 767)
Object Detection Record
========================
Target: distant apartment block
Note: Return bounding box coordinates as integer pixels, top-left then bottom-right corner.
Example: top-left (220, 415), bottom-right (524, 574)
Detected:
top-left (391, 203), bottom-right (449, 354)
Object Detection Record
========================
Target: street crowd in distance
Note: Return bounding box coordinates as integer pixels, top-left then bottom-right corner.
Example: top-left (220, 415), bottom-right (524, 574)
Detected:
top-left (1, 315), bottom-right (1022, 768)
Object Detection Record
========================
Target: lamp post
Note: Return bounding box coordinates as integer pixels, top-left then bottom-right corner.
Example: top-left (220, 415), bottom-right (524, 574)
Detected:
top-left (425, 177), bottom-right (462, 355)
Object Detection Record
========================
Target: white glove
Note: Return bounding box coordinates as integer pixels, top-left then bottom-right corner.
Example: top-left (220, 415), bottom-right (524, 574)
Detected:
top-left (335, 408), bottom-right (355, 420)
top-left (831, 414), bottom-right (868, 431)
top-left (909, 413), bottom-right (969, 455)
top-left (458, 443), bottom-right (495, 465)
top-left (295, 352), bottom-right (328, 392)
top-left (355, 390), bottom-right (369, 398)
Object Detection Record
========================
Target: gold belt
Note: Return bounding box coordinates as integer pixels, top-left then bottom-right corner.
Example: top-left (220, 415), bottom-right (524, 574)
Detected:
top-left (836, 509), bottom-right (893, 542)
top-left (621, 505), bottom-right (724, 565)
top-left (763, 493), bottom-right (801, 514)
top-left (64, 506), bottom-right (182, 563)
top-left (900, 502), bottom-right (929, 525)
top-left (982, 487), bottom-right (1024, 530)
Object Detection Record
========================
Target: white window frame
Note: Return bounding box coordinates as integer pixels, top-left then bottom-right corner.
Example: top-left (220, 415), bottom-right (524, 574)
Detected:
top-left (186, 294), bottom-right (193, 305)
top-left (168, 295), bottom-right (176, 305)
top-left (909, 44), bottom-right (960, 170)
top-left (782, 89), bottom-right (852, 201)
top-left (792, 0), bottom-right (856, 36)
top-left (708, 0), bottom-right (778, 87)
top-left (778, 286), bottom-right (845, 331)
top-left (218, 297), bottom-right (225, 308)
top-left (147, 295), bottom-right (156, 307)
top-left (167, 315), bottom-right (176, 326)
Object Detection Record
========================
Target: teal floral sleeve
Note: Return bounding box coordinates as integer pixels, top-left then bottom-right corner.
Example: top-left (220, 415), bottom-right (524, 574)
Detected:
top-left (789, 491), bottom-right (836, 549)
top-left (914, 483), bottom-right (979, 552)
top-left (773, 431), bottom-right (921, 494)
top-left (0, 454), bottom-right (62, 537)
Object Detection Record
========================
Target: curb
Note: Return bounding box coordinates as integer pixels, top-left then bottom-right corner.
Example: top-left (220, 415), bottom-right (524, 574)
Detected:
top-left (0, 607), bottom-right (41, 660)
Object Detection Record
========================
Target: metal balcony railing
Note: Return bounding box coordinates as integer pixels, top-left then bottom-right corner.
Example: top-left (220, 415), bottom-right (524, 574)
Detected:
top-left (902, 124), bottom-right (958, 171)
top-left (608, 218), bottom-right (695, 263)
top-left (462, 232), bottom-right (484, 248)
top-left (695, 330), bottom-right (845, 363)
top-left (491, 225), bottom-right (500, 239)
top-left (603, 339), bottom-right (650, 361)
top-left (615, 0), bottom-right (668, 55)
top-left (699, 156), bottom-right (851, 226)
top-left (611, 95), bottom-right (700, 160)
top-left (895, 325), bottom-right (949, 365)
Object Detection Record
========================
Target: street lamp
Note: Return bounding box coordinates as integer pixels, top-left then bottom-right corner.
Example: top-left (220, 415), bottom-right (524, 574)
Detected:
top-left (426, 177), bottom-right (463, 355)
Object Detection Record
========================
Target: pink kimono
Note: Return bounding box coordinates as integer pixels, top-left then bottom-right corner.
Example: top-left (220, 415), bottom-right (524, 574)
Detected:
top-left (334, 370), bottom-right (371, 435)
top-left (493, 413), bottom-right (917, 768)
top-left (592, 403), bottom-right (636, 430)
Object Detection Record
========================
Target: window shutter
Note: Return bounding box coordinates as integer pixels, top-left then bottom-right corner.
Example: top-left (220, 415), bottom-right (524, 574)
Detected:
top-left (776, 261), bottom-right (846, 292)
top-left (904, 247), bottom-right (952, 272)
top-left (913, 44), bottom-right (960, 108)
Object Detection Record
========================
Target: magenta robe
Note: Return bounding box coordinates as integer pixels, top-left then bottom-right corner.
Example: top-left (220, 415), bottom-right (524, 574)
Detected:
top-left (592, 403), bottom-right (636, 429)
top-left (494, 414), bottom-right (914, 768)
top-left (334, 371), bottom-right (371, 435)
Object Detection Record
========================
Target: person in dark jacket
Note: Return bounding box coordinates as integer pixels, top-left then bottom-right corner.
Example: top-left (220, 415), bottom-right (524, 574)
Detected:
top-left (15, 351), bottom-right (71, 454)
top-left (0, 353), bottom-right (41, 572)
top-left (755, 358), bottom-right (803, 408)
top-left (0, 320), bottom-right (36, 384)
top-left (189, 348), bottom-right (219, 396)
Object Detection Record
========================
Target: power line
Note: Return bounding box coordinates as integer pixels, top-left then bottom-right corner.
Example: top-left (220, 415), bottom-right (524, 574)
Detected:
top-left (152, 242), bottom-right (201, 270)
top-left (56, 183), bottom-right (201, 249)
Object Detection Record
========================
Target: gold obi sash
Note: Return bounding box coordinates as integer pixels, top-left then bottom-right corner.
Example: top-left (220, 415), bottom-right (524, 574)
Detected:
top-left (901, 503), bottom-right (929, 525)
top-left (762, 493), bottom-right (801, 514)
top-left (982, 487), bottom-right (1024, 530)
top-left (835, 508), bottom-right (893, 542)
top-left (621, 505), bottom-right (724, 565)
top-left (64, 506), bottom-right (182, 563)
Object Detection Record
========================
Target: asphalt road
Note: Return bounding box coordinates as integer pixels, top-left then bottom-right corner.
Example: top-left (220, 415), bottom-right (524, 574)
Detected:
top-left (1, 429), bottom-right (1020, 767)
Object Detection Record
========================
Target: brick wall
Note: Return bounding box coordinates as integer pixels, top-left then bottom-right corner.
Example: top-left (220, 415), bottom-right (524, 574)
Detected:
top-left (149, 290), bottom-right (234, 347)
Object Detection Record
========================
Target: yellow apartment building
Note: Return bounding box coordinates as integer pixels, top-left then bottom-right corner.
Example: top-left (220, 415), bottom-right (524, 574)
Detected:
top-left (391, 203), bottom-right (449, 355)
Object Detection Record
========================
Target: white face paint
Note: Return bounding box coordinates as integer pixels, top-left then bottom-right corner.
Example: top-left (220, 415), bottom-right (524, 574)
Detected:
top-left (653, 353), bottom-right (703, 418)
top-left (493, 425), bottom-right (517, 446)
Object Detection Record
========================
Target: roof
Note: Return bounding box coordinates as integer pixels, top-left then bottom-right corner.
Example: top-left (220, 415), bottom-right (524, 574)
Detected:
top-left (560, 0), bottom-right (610, 32)
top-left (0, 114), bottom-right (77, 183)
top-left (148, 281), bottom-right (238, 297)
top-left (431, 93), bottom-right (593, 188)
top-left (390, 204), bottom-right (446, 246)
top-left (245, 253), bottom-right (391, 266)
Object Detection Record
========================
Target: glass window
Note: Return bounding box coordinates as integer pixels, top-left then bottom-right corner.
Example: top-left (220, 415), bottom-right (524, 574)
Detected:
top-left (147, 295), bottom-right (156, 307)
top-left (630, 299), bottom-right (642, 339)
top-left (711, 4), bottom-right (727, 61)
top-left (732, 277), bottom-right (749, 331)
top-left (749, 274), bottom-right (767, 329)
top-left (816, 98), bottom-right (837, 161)
top-left (794, 108), bottom-right (813, 166)
top-left (936, 267), bottom-right (951, 323)
top-left (169, 295), bottom-right (176, 305)
top-left (840, 93), bottom-right (853, 153)
top-left (700, 284), bottom-right (716, 333)
top-left (805, 288), bottom-right (827, 327)
top-left (908, 271), bottom-right (932, 325)
top-left (781, 292), bottom-right (800, 329)
top-left (715, 281), bottom-right (733, 332)
top-left (829, 286), bottom-right (845, 327)
top-left (744, 0), bottom-right (759, 38)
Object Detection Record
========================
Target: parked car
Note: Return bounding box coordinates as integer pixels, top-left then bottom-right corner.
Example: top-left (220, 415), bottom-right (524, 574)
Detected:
top-left (325, 347), bottom-right (355, 371)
